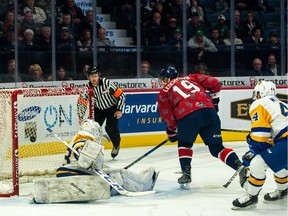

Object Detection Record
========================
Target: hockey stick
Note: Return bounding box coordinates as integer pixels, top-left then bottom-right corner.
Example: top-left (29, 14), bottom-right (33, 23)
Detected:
top-left (124, 138), bottom-right (170, 169)
top-left (47, 128), bottom-right (155, 197)
top-left (223, 164), bottom-right (245, 188)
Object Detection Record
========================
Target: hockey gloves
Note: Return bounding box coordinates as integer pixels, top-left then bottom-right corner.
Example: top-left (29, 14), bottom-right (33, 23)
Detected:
top-left (166, 128), bottom-right (178, 143)
top-left (212, 98), bottom-right (220, 112)
top-left (242, 151), bottom-right (255, 167)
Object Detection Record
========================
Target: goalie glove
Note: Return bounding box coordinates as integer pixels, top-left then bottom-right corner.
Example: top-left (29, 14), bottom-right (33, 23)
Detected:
top-left (242, 151), bottom-right (255, 167)
top-left (166, 128), bottom-right (178, 143)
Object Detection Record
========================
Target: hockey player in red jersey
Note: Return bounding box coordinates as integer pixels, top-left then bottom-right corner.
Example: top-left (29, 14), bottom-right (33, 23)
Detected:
top-left (157, 66), bottom-right (242, 189)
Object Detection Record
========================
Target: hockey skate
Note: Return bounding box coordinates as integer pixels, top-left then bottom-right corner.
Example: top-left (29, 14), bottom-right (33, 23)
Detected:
top-left (178, 172), bottom-right (191, 190)
top-left (264, 189), bottom-right (287, 202)
top-left (232, 193), bottom-right (258, 210)
top-left (111, 146), bottom-right (120, 159)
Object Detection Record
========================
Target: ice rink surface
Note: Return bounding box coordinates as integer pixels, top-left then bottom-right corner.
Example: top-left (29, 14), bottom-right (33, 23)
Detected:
top-left (1, 141), bottom-right (287, 216)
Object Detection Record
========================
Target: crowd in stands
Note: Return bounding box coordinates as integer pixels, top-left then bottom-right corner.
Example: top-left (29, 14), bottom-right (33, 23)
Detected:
top-left (0, 0), bottom-right (285, 81)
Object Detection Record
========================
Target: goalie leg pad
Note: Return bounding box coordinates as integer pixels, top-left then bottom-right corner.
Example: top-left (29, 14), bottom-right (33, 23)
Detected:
top-left (33, 175), bottom-right (110, 203)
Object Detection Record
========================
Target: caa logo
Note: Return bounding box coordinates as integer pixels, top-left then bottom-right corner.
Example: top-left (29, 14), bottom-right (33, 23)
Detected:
top-left (18, 106), bottom-right (41, 121)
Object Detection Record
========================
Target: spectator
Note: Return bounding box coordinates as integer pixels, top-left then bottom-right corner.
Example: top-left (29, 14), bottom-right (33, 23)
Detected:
top-left (2, 59), bottom-right (22, 82)
top-left (36, 25), bottom-right (51, 51)
top-left (210, 27), bottom-right (224, 48)
top-left (171, 0), bottom-right (185, 27)
top-left (76, 28), bottom-right (93, 52)
top-left (20, 9), bottom-right (42, 38)
top-left (139, 60), bottom-right (153, 78)
top-left (77, 64), bottom-right (90, 80)
top-left (56, 66), bottom-right (73, 80)
top-left (96, 27), bottom-right (115, 47)
top-left (0, 27), bottom-right (15, 51)
top-left (214, 0), bottom-right (229, 12)
top-left (243, 27), bottom-right (265, 49)
top-left (38, 0), bottom-right (63, 25)
top-left (28, 63), bottom-right (45, 81)
top-left (188, 0), bottom-right (205, 23)
top-left (194, 63), bottom-right (209, 75)
top-left (247, 58), bottom-right (274, 76)
top-left (80, 10), bottom-right (102, 35)
top-left (61, 0), bottom-right (85, 29)
top-left (167, 17), bottom-right (178, 39)
top-left (56, 13), bottom-right (77, 41)
top-left (240, 10), bottom-right (262, 39)
top-left (166, 27), bottom-right (183, 51)
top-left (233, 10), bottom-right (242, 38)
top-left (145, 11), bottom-right (169, 46)
top-left (0, 10), bottom-right (16, 36)
top-left (264, 54), bottom-right (281, 76)
top-left (187, 12), bottom-right (208, 40)
top-left (223, 30), bottom-right (243, 48)
top-left (19, 28), bottom-right (36, 51)
top-left (266, 32), bottom-right (280, 49)
top-left (215, 15), bottom-right (229, 40)
top-left (188, 29), bottom-right (217, 62)
top-left (23, 0), bottom-right (47, 25)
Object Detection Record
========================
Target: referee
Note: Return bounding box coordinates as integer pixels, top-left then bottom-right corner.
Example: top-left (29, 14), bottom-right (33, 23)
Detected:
top-left (77, 66), bottom-right (126, 159)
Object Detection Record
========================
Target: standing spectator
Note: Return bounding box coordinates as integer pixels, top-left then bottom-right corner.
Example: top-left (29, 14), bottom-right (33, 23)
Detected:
top-left (264, 54), bottom-right (281, 76)
top-left (186, 12), bottom-right (208, 40)
top-left (96, 27), bottom-right (115, 47)
top-left (240, 10), bottom-right (262, 39)
top-left (23, 0), bottom-right (47, 25)
top-left (28, 63), bottom-right (45, 81)
top-left (157, 66), bottom-right (241, 189)
top-left (77, 66), bottom-right (126, 159)
top-left (2, 59), bottom-right (22, 82)
top-left (188, 29), bottom-right (217, 62)
top-left (145, 11), bottom-right (169, 47)
top-left (139, 60), bottom-right (153, 78)
top-left (166, 27), bottom-right (183, 51)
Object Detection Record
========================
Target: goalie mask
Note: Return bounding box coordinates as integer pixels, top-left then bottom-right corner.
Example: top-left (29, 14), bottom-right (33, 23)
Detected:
top-left (81, 119), bottom-right (103, 139)
top-left (252, 80), bottom-right (276, 100)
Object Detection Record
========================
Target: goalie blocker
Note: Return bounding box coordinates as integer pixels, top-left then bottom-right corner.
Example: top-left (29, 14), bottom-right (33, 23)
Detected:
top-left (33, 175), bottom-right (110, 203)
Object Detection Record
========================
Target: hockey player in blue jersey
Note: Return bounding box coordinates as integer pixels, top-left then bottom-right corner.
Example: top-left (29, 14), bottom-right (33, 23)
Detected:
top-left (232, 80), bottom-right (287, 210)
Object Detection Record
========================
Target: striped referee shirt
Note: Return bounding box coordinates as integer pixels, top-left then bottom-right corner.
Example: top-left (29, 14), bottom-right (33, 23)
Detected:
top-left (77, 78), bottom-right (126, 119)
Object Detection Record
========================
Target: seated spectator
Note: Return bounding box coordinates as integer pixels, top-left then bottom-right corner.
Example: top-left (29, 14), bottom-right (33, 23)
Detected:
top-left (2, 59), bottom-right (22, 83)
top-left (214, 15), bottom-right (229, 40)
top-left (57, 26), bottom-right (75, 51)
top-left (214, 0), bottom-right (229, 12)
top-left (194, 63), bottom-right (209, 75)
top-left (264, 53), bottom-right (281, 76)
top-left (19, 28), bottom-right (36, 51)
top-left (0, 27), bottom-right (15, 51)
top-left (210, 27), bottom-right (224, 48)
top-left (188, 0), bottom-right (205, 23)
top-left (80, 10), bottom-right (101, 35)
top-left (247, 58), bottom-right (274, 76)
top-left (77, 64), bottom-right (90, 80)
top-left (233, 10), bottom-right (242, 38)
top-left (145, 11), bottom-right (169, 46)
top-left (166, 28), bottom-right (183, 51)
top-left (243, 27), bottom-right (265, 48)
top-left (187, 12), bottom-right (208, 40)
top-left (188, 29), bottom-right (217, 62)
top-left (38, 0), bottom-right (63, 25)
top-left (36, 26), bottom-right (51, 51)
top-left (56, 66), bottom-right (73, 80)
top-left (23, 0), bottom-right (47, 25)
top-left (76, 28), bottom-right (93, 52)
top-left (139, 60), bottom-right (153, 78)
top-left (56, 13), bottom-right (77, 41)
top-left (266, 32), bottom-right (280, 49)
top-left (96, 27), bottom-right (115, 47)
top-left (167, 18), bottom-right (178, 39)
top-left (239, 10), bottom-right (262, 39)
top-left (28, 63), bottom-right (45, 81)
top-left (0, 10), bottom-right (16, 36)
top-left (61, 0), bottom-right (85, 29)
top-left (223, 30), bottom-right (243, 48)
top-left (20, 9), bottom-right (42, 38)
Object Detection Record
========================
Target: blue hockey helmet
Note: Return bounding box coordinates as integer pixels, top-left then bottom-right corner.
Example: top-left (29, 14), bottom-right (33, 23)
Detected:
top-left (159, 66), bottom-right (178, 84)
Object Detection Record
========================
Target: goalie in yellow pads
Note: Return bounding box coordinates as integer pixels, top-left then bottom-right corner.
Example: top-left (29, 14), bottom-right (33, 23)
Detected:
top-left (33, 119), bottom-right (159, 203)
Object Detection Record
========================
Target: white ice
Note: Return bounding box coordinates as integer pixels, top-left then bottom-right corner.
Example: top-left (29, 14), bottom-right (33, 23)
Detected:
top-left (1, 141), bottom-right (287, 216)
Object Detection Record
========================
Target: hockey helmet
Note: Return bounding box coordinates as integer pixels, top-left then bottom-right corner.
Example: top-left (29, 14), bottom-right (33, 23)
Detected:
top-left (87, 66), bottom-right (100, 75)
top-left (81, 119), bottom-right (103, 139)
top-left (252, 80), bottom-right (276, 100)
top-left (159, 66), bottom-right (178, 84)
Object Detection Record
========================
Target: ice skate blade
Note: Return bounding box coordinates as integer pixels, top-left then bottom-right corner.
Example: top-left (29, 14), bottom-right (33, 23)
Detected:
top-left (180, 183), bottom-right (190, 190)
top-left (231, 204), bottom-right (257, 210)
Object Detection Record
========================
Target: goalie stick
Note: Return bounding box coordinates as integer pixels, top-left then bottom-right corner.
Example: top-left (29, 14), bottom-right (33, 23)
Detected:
top-left (223, 164), bottom-right (245, 188)
top-left (47, 128), bottom-right (156, 197)
top-left (124, 138), bottom-right (170, 169)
